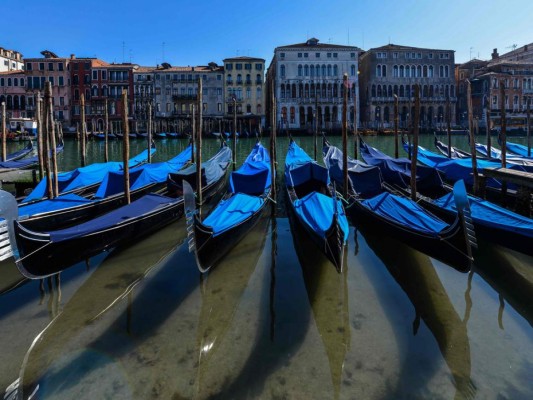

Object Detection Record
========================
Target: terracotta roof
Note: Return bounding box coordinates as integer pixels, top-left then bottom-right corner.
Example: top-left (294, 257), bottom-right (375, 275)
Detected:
top-left (223, 56), bottom-right (265, 62)
top-left (0, 70), bottom-right (25, 76)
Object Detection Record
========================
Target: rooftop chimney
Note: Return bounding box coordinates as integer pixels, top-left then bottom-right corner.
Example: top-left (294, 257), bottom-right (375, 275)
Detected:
top-left (70, 54), bottom-right (76, 60)
top-left (491, 48), bottom-right (499, 59)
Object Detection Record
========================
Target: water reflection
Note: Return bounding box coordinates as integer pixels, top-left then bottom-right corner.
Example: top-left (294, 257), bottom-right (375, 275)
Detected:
top-left (473, 239), bottom-right (533, 329)
top-left (361, 227), bottom-right (476, 400)
top-left (290, 208), bottom-right (350, 400)
top-left (18, 221), bottom-right (188, 398)
top-left (194, 216), bottom-right (270, 398)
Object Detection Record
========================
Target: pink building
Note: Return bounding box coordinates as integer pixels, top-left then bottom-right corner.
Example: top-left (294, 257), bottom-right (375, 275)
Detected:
top-left (0, 70), bottom-right (29, 120)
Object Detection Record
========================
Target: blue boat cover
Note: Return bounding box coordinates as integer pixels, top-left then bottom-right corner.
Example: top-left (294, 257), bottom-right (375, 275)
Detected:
top-left (361, 142), bottom-right (443, 190)
top-left (18, 193), bottom-right (92, 217)
top-left (94, 146), bottom-right (192, 198)
top-left (203, 193), bottom-right (264, 236)
top-left (23, 148), bottom-right (155, 203)
top-left (294, 191), bottom-right (349, 242)
top-left (323, 144), bottom-right (383, 197)
top-left (506, 141), bottom-right (533, 158)
top-left (412, 144), bottom-right (532, 189)
top-left (170, 145), bottom-right (231, 189)
top-left (433, 192), bottom-right (533, 238)
top-left (361, 192), bottom-right (448, 237)
top-left (0, 144), bottom-right (63, 170)
top-left (48, 193), bottom-right (177, 242)
top-left (230, 142), bottom-right (271, 195)
top-left (285, 141), bottom-right (329, 187)
top-left (475, 142), bottom-right (532, 165)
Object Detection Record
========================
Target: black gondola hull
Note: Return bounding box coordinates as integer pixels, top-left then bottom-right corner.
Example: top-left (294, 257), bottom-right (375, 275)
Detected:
top-left (347, 200), bottom-right (471, 272)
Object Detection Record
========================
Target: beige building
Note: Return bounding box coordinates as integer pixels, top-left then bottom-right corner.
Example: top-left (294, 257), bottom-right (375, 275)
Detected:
top-left (223, 56), bottom-right (265, 134)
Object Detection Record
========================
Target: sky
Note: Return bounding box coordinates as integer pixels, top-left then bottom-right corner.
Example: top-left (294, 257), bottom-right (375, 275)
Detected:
top-left (2, 0), bottom-right (532, 67)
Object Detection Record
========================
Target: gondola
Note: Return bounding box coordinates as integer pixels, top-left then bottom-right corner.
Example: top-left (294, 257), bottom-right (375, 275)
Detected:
top-left (498, 136), bottom-right (533, 159)
top-left (359, 140), bottom-right (533, 257)
top-left (2, 141), bottom-right (34, 162)
top-left (0, 142), bottom-right (63, 171)
top-left (93, 132), bottom-right (116, 140)
top-left (474, 142), bottom-right (533, 166)
top-left (184, 141), bottom-right (272, 272)
top-left (17, 145), bottom-right (193, 231)
top-left (22, 147), bottom-right (155, 203)
top-left (0, 144), bottom-right (231, 278)
top-left (167, 132), bottom-right (180, 139)
top-left (285, 139), bottom-right (349, 271)
top-left (154, 132), bottom-right (167, 139)
top-left (433, 135), bottom-right (471, 159)
top-left (323, 140), bottom-right (475, 271)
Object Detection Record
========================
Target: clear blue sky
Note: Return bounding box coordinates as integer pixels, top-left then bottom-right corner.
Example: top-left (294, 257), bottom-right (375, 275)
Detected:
top-left (2, 0), bottom-right (532, 67)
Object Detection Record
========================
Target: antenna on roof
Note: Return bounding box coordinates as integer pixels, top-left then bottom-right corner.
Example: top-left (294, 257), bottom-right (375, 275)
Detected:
top-left (470, 46), bottom-right (474, 60)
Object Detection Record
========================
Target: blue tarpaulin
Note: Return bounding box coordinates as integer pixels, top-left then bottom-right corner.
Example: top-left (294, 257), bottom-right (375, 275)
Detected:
top-left (203, 193), bottom-right (263, 236)
top-left (323, 144), bottom-right (383, 197)
top-left (230, 142), bottom-right (271, 195)
top-left (48, 194), bottom-right (177, 242)
top-left (0, 144), bottom-right (63, 170)
top-left (361, 192), bottom-right (449, 237)
top-left (94, 146), bottom-right (192, 198)
top-left (18, 193), bottom-right (92, 217)
top-left (23, 148), bottom-right (155, 203)
top-left (506, 141), bottom-right (533, 158)
top-left (294, 191), bottom-right (349, 242)
top-left (360, 142), bottom-right (443, 190)
top-left (285, 141), bottom-right (329, 187)
top-left (433, 192), bottom-right (533, 238)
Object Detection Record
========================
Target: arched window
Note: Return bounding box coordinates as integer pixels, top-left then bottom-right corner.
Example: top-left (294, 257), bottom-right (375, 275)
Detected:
top-left (416, 65), bottom-right (422, 77)
top-left (382, 65), bottom-right (387, 77)
top-left (310, 65), bottom-right (315, 77)
top-left (237, 74), bottom-right (242, 84)
top-left (322, 65), bottom-right (327, 76)
top-left (429, 85), bottom-right (434, 97)
top-left (304, 65), bottom-right (309, 76)
top-left (13, 95), bottom-right (19, 110)
top-left (444, 65), bottom-right (449, 78)
top-left (298, 65), bottom-right (303, 76)
top-left (388, 85), bottom-right (392, 97)
top-left (327, 83), bottom-right (332, 98)
top-left (102, 85), bottom-right (108, 96)
top-left (376, 65), bottom-right (382, 77)
top-left (327, 65), bottom-right (332, 76)
top-left (256, 87), bottom-right (262, 99)
top-left (399, 65), bottom-right (404, 77)
top-left (246, 74), bottom-right (251, 84)
top-left (333, 65), bottom-right (338, 76)
top-left (7, 78), bottom-right (12, 86)
top-left (317, 65), bottom-right (321, 76)
top-left (377, 85), bottom-right (382, 97)
top-left (393, 85), bottom-right (398, 96)
top-left (393, 65), bottom-right (398, 77)
top-left (399, 85), bottom-right (405, 97)
top-left (14, 78), bottom-right (18, 86)
top-left (227, 74), bottom-right (232, 83)
top-left (428, 65), bottom-right (433, 77)
top-left (439, 66), bottom-right (444, 78)
top-left (423, 65), bottom-right (427, 77)
top-left (291, 84), bottom-right (296, 98)
top-left (92, 85), bottom-right (98, 97)
top-left (423, 85), bottom-right (428, 98)
top-left (298, 83), bottom-right (304, 98)
top-left (350, 65), bottom-right (356, 76)
top-left (304, 83), bottom-right (309, 98)
top-left (333, 83), bottom-right (338, 98)
top-left (280, 65), bottom-right (285, 77)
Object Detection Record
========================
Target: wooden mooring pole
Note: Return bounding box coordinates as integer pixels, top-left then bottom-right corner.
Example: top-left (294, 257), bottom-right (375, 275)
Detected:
top-left (467, 80), bottom-right (479, 195)
top-left (446, 95), bottom-right (452, 159)
top-left (196, 78), bottom-right (203, 212)
top-left (393, 94), bottom-right (399, 158)
top-left (270, 79), bottom-right (277, 201)
top-left (121, 90), bottom-right (130, 204)
top-left (410, 85), bottom-right (420, 201)
top-left (80, 93), bottom-right (87, 167)
top-left (148, 102), bottom-right (152, 163)
top-left (36, 94), bottom-right (44, 179)
top-left (43, 86), bottom-right (53, 199)
top-left (104, 98), bottom-right (109, 163)
top-left (1, 102), bottom-right (6, 162)
top-left (500, 80), bottom-right (507, 200)
top-left (45, 82), bottom-right (59, 197)
top-left (342, 73), bottom-right (349, 199)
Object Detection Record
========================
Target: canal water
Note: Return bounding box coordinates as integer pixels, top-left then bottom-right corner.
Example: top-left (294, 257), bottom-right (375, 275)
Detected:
top-left (1, 135), bottom-right (532, 399)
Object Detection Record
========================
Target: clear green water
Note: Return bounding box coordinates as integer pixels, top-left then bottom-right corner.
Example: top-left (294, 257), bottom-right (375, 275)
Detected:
top-left (1, 135), bottom-right (532, 399)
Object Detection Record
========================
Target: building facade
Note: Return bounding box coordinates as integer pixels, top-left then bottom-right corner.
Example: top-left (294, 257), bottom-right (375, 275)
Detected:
top-left (223, 56), bottom-right (265, 133)
top-left (0, 71), bottom-right (28, 121)
top-left (267, 38), bottom-right (360, 132)
top-left (70, 57), bottom-right (137, 133)
top-left (24, 50), bottom-right (72, 124)
top-left (359, 44), bottom-right (456, 129)
top-left (0, 47), bottom-right (24, 72)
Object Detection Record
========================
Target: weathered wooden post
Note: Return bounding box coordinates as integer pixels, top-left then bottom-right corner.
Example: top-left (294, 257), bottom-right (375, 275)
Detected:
top-left (499, 80), bottom-right (507, 199)
top-left (45, 82), bottom-right (59, 197)
top-left (527, 97), bottom-right (531, 157)
top-left (121, 90), bottom-right (130, 204)
top-left (270, 79), bottom-right (277, 201)
top-left (80, 93), bottom-right (87, 167)
top-left (42, 86), bottom-right (53, 199)
top-left (36, 94), bottom-right (44, 180)
top-left (147, 102), bottom-right (152, 163)
top-left (314, 91), bottom-right (318, 161)
top-left (486, 99), bottom-right (491, 159)
top-left (191, 105), bottom-right (196, 164)
top-left (393, 94), bottom-right (399, 158)
top-left (446, 95), bottom-right (452, 159)
top-left (104, 98), bottom-right (109, 163)
top-left (196, 78), bottom-right (203, 212)
top-left (354, 83), bottom-right (359, 160)
top-left (233, 97), bottom-right (237, 170)
top-left (410, 85), bottom-right (420, 201)
top-left (467, 80), bottom-right (479, 195)
top-left (342, 73), bottom-right (349, 199)
top-left (1, 102), bottom-right (6, 162)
